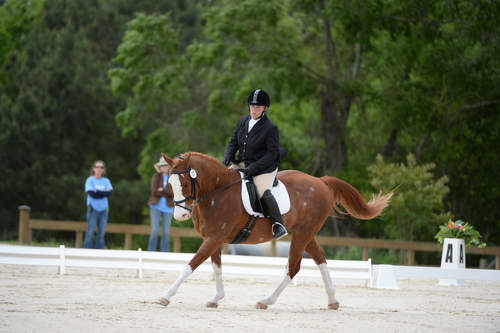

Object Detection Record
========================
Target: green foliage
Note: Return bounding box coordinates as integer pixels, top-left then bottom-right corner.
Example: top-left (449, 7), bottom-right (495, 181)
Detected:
top-left (270, 101), bottom-right (322, 174)
top-left (1, 0), bottom-right (500, 250)
top-left (435, 219), bottom-right (486, 248)
top-left (29, 237), bottom-right (75, 248)
top-left (360, 0), bottom-right (500, 244)
top-left (324, 246), bottom-right (362, 261)
top-left (108, 7), bottom-right (223, 180)
top-left (170, 220), bottom-right (202, 253)
top-left (109, 13), bottom-right (188, 137)
top-left (190, 0), bottom-right (368, 172)
top-left (369, 249), bottom-right (401, 266)
top-left (368, 154), bottom-right (450, 241)
top-left (0, 0), bottom-right (187, 239)
top-left (0, 0), bottom-right (43, 69)
top-left (108, 179), bottom-right (148, 224)
top-left (323, 246), bottom-right (400, 265)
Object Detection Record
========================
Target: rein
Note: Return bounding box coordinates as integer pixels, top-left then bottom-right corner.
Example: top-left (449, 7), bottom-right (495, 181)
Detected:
top-left (170, 168), bottom-right (242, 212)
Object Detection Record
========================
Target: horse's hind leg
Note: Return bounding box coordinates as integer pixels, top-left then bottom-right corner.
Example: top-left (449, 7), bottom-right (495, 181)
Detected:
top-left (305, 239), bottom-right (339, 310)
top-left (206, 248), bottom-right (225, 308)
top-left (256, 234), bottom-right (311, 309)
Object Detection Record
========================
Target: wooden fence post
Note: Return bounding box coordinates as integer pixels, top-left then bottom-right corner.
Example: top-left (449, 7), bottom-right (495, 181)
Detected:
top-left (173, 236), bottom-right (181, 253)
top-left (75, 231), bottom-right (84, 248)
top-left (406, 249), bottom-right (416, 266)
top-left (18, 205), bottom-right (32, 245)
top-left (362, 248), bottom-right (369, 261)
top-left (124, 233), bottom-right (133, 250)
top-left (270, 240), bottom-right (277, 257)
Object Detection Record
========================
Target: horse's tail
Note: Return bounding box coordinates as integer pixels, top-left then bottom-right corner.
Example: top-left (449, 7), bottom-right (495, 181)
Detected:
top-left (320, 176), bottom-right (393, 220)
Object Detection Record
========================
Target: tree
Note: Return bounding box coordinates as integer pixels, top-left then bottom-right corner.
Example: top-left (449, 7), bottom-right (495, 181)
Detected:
top-left (187, 0), bottom-right (380, 173)
top-left (110, 0), bottom-right (388, 174)
top-left (368, 154), bottom-right (450, 241)
top-left (356, 0), bottom-right (500, 243)
top-left (108, 0), bottom-right (500, 244)
top-left (0, 0), bottom-right (194, 239)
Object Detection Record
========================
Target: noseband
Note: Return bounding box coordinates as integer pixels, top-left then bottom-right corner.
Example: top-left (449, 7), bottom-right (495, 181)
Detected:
top-left (170, 168), bottom-right (198, 212)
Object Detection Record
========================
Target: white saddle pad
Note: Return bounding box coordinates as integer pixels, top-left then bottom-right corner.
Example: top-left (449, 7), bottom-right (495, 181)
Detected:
top-left (240, 172), bottom-right (291, 217)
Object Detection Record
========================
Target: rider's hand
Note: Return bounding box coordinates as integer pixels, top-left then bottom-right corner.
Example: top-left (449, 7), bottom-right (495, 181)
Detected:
top-left (237, 168), bottom-right (252, 180)
top-left (222, 158), bottom-right (231, 166)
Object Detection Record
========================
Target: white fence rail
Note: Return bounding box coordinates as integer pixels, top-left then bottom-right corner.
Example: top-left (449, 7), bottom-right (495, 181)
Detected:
top-left (389, 265), bottom-right (500, 281)
top-left (3, 245), bottom-right (499, 288)
top-left (0, 245), bottom-right (373, 286)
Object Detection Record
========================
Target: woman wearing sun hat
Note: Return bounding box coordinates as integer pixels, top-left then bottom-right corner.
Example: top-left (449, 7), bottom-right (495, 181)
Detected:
top-left (147, 156), bottom-right (175, 252)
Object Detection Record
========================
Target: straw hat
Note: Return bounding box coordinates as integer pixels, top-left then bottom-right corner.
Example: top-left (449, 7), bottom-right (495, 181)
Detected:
top-left (154, 156), bottom-right (170, 173)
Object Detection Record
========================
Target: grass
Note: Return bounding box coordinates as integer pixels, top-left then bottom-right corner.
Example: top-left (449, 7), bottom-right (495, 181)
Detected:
top-left (324, 246), bottom-right (401, 265)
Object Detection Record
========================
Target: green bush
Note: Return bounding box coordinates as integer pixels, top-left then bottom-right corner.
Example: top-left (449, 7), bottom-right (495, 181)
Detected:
top-left (323, 246), bottom-right (400, 265)
top-left (368, 154), bottom-right (450, 241)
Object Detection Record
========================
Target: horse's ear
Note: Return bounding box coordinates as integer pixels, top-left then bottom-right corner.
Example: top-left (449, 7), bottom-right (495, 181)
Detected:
top-left (161, 153), bottom-right (173, 166)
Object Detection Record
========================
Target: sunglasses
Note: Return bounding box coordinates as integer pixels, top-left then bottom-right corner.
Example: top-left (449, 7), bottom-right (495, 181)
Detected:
top-left (94, 166), bottom-right (105, 169)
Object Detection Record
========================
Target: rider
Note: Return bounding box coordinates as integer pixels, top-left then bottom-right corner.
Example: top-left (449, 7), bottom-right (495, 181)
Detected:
top-left (223, 89), bottom-right (288, 239)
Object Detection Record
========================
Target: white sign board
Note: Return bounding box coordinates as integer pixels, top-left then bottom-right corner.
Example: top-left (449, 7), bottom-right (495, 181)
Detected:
top-left (439, 238), bottom-right (465, 286)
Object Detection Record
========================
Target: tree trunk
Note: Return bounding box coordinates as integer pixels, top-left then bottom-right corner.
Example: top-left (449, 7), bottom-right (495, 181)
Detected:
top-left (319, 88), bottom-right (347, 173)
top-left (382, 128), bottom-right (399, 158)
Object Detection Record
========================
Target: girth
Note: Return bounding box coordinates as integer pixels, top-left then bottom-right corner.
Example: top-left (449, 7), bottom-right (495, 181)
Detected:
top-left (230, 215), bottom-right (258, 244)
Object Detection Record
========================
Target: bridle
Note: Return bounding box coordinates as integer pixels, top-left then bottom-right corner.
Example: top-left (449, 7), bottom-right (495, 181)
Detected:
top-left (169, 167), bottom-right (199, 212)
top-left (170, 166), bottom-right (243, 213)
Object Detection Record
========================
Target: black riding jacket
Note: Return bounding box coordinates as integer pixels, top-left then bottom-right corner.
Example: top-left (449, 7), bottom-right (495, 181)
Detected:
top-left (224, 114), bottom-right (280, 177)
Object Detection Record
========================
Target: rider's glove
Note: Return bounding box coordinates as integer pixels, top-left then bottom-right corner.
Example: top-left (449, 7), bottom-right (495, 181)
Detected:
top-left (237, 168), bottom-right (252, 181)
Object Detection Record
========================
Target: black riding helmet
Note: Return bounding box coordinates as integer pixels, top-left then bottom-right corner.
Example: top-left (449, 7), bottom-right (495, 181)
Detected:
top-left (247, 89), bottom-right (270, 107)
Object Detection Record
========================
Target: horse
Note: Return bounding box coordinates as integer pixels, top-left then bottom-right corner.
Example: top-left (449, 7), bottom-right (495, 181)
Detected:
top-left (159, 152), bottom-right (392, 310)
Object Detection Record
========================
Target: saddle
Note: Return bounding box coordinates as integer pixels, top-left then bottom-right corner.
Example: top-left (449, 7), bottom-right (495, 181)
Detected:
top-left (240, 172), bottom-right (291, 217)
top-left (231, 172), bottom-right (291, 244)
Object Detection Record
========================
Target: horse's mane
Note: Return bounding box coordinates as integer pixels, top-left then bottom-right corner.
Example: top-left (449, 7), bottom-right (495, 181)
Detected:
top-left (186, 152), bottom-right (223, 167)
top-left (183, 152), bottom-right (237, 193)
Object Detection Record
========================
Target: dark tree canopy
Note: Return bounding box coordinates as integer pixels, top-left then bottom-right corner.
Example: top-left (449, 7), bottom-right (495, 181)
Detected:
top-left (1, 0), bottom-right (499, 251)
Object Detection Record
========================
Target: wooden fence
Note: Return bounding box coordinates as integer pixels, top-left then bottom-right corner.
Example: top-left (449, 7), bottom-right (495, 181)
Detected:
top-left (17, 205), bottom-right (500, 269)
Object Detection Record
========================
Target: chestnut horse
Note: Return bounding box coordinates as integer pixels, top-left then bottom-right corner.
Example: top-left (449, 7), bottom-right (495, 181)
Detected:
top-left (159, 152), bottom-right (392, 309)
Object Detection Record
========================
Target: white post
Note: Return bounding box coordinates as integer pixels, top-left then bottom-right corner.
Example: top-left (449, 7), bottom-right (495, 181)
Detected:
top-left (439, 238), bottom-right (465, 286)
top-left (368, 258), bottom-right (373, 288)
top-left (58, 245), bottom-right (65, 275)
top-left (137, 248), bottom-right (143, 279)
top-left (373, 264), bottom-right (399, 289)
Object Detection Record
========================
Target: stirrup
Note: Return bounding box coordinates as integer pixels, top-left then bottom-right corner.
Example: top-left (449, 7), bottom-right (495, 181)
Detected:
top-left (272, 222), bottom-right (288, 240)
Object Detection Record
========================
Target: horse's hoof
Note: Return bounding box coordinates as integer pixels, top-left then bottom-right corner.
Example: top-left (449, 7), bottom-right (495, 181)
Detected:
top-left (158, 297), bottom-right (170, 306)
top-left (328, 302), bottom-right (340, 310)
top-left (206, 301), bottom-right (218, 308)
top-left (256, 302), bottom-right (268, 310)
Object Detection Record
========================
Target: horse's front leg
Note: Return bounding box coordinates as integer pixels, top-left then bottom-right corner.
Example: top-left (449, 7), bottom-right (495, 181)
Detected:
top-left (159, 237), bottom-right (222, 306)
top-left (256, 234), bottom-right (312, 309)
top-left (206, 248), bottom-right (224, 308)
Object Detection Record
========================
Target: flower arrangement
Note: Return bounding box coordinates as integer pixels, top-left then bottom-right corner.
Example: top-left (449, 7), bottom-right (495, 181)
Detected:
top-left (435, 219), bottom-right (486, 248)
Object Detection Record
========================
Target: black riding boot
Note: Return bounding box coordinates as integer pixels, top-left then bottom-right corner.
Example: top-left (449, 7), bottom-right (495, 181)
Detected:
top-left (261, 189), bottom-right (288, 239)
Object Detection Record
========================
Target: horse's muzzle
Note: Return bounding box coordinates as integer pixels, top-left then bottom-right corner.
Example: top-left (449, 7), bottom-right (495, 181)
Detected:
top-left (174, 206), bottom-right (192, 221)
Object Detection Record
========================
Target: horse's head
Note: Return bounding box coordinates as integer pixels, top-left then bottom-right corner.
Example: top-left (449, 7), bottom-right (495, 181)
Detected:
top-left (162, 152), bottom-right (196, 221)
top-left (163, 151), bottom-right (234, 221)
